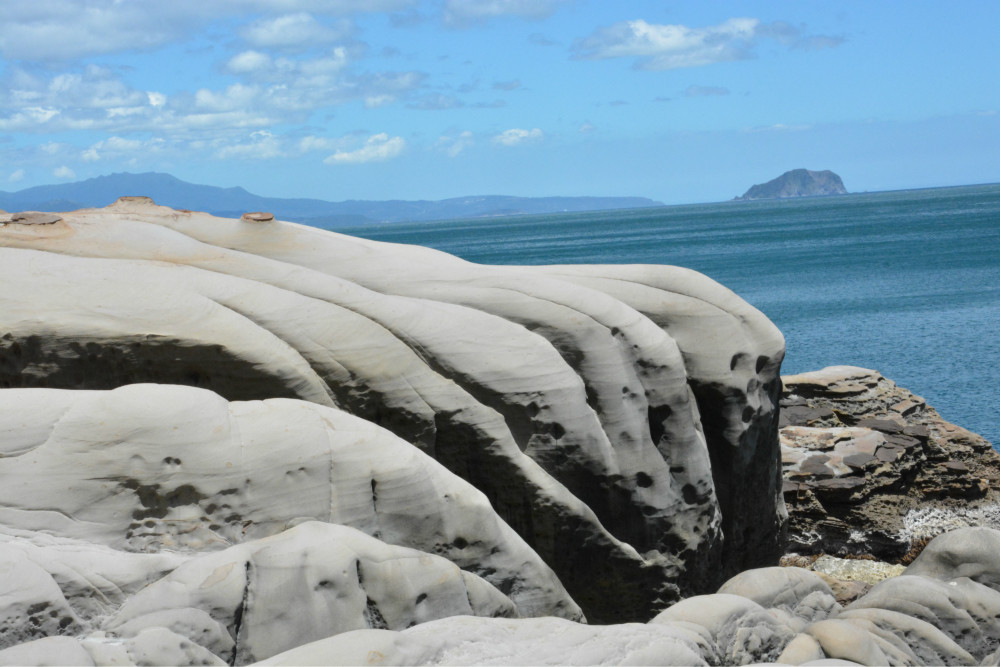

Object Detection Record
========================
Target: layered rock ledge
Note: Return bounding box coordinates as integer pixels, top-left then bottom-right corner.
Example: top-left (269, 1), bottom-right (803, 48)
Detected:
top-left (779, 366), bottom-right (999, 559)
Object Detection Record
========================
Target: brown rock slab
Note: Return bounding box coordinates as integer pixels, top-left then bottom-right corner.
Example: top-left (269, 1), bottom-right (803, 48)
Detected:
top-left (241, 212), bottom-right (275, 222)
top-left (9, 212), bottom-right (62, 225)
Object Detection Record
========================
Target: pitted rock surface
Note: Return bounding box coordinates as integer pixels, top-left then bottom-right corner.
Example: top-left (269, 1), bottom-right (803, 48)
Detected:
top-left (0, 200), bottom-right (786, 623)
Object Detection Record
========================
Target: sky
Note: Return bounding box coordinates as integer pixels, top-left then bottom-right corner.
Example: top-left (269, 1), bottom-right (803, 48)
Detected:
top-left (0, 0), bottom-right (998, 204)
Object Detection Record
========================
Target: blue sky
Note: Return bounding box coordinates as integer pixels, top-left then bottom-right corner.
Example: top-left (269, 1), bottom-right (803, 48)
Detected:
top-left (1, 1), bottom-right (997, 204)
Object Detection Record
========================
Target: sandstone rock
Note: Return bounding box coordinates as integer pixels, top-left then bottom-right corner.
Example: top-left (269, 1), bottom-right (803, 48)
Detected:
top-left (0, 546), bottom-right (83, 650)
top-left (0, 628), bottom-right (226, 666)
top-left (108, 521), bottom-right (518, 664)
top-left (780, 366), bottom-right (999, 559)
top-left (241, 211), bottom-right (274, 222)
top-left (0, 200), bottom-right (786, 620)
top-left (651, 593), bottom-right (798, 664)
top-left (0, 384), bottom-right (577, 621)
top-left (716, 566), bottom-right (839, 625)
top-left (846, 574), bottom-right (1000, 661)
top-left (256, 615), bottom-right (711, 666)
top-left (903, 527), bottom-right (1000, 590)
top-left (836, 608), bottom-right (977, 665)
top-left (9, 211), bottom-right (62, 225)
top-left (0, 525), bottom-right (185, 640)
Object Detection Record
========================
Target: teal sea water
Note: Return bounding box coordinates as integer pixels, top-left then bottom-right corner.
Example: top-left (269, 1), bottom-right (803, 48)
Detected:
top-left (339, 184), bottom-right (1000, 449)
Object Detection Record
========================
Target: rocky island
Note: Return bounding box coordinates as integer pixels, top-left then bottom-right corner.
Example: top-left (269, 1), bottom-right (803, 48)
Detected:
top-left (737, 169), bottom-right (848, 200)
top-left (0, 199), bottom-right (997, 666)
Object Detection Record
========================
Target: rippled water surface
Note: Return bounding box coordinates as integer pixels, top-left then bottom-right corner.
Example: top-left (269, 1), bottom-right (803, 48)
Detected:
top-left (339, 184), bottom-right (1000, 448)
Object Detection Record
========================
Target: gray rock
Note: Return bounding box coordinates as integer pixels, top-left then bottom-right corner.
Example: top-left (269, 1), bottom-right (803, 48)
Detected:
top-left (837, 607), bottom-right (977, 665)
top-left (256, 616), bottom-right (711, 666)
top-left (0, 385), bottom-right (577, 621)
top-left (847, 574), bottom-right (999, 661)
top-left (904, 527), bottom-right (1001, 590)
top-left (716, 566), bottom-right (839, 624)
top-left (0, 628), bottom-right (226, 666)
top-left (108, 521), bottom-right (517, 664)
top-left (651, 593), bottom-right (797, 664)
top-left (0, 200), bottom-right (786, 620)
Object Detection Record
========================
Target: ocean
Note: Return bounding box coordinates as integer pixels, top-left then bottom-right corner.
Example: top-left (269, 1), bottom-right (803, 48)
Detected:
top-left (339, 184), bottom-right (1000, 449)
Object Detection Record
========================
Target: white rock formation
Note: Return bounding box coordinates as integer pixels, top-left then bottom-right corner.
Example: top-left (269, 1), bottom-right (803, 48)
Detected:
top-left (255, 615), bottom-right (712, 666)
top-left (0, 198), bottom-right (787, 621)
top-left (0, 384), bottom-right (576, 622)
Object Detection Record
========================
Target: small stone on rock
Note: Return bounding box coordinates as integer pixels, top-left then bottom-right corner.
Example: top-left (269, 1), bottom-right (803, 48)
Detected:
top-left (241, 212), bottom-right (274, 222)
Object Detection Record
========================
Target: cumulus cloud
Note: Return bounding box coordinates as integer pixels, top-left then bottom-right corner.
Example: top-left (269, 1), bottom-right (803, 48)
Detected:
top-left (684, 85), bottom-right (730, 97)
top-left (8, 169), bottom-right (25, 183)
top-left (53, 165), bottom-right (75, 179)
top-left (444, 0), bottom-right (569, 27)
top-left (435, 130), bottom-right (474, 157)
top-left (83, 134), bottom-right (160, 161)
top-left (215, 130), bottom-right (284, 159)
top-left (492, 127), bottom-right (543, 146)
top-left (0, 2), bottom-right (415, 61)
top-left (239, 13), bottom-right (350, 51)
top-left (324, 133), bottom-right (405, 164)
top-left (572, 17), bottom-right (842, 70)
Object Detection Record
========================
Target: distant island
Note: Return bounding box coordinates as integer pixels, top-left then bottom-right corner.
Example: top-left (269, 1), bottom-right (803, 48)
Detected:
top-left (0, 172), bottom-right (662, 227)
top-left (736, 169), bottom-right (847, 200)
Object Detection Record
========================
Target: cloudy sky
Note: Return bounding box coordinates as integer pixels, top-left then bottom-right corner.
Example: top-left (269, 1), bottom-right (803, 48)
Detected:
top-left (1, 1), bottom-right (997, 204)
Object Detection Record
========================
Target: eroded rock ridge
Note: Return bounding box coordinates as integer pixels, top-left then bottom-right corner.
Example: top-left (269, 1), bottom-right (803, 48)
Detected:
top-left (0, 198), bottom-right (786, 628)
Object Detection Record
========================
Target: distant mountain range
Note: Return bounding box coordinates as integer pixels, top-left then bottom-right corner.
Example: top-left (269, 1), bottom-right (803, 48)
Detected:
top-left (0, 172), bottom-right (663, 226)
top-left (736, 169), bottom-right (847, 200)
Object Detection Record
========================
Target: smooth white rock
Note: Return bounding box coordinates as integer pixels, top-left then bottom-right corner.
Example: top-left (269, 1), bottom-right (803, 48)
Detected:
top-left (254, 615), bottom-right (710, 666)
top-left (0, 384), bottom-right (577, 621)
top-left (108, 521), bottom-right (517, 664)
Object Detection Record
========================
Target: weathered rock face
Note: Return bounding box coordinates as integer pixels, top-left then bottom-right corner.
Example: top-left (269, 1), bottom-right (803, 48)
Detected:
top-left (0, 198), bottom-right (786, 623)
top-left (0, 385), bottom-right (577, 623)
top-left (239, 528), bottom-right (998, 667)
top-left (779, 366), bottom-right (999, 559)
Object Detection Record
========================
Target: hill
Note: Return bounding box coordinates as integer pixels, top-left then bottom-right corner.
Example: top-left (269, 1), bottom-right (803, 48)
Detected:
top-left (0, 172), bottom-right (662, 226)
top-left (737, 169), bottom-right (847, 200)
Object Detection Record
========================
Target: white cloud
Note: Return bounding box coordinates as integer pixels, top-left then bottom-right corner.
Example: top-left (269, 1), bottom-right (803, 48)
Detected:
top-left (226, 50), bottom-right (274, 75)
top-left (53, 165), bottom-right (76, 179)
top-left (216, 130), bottom-right (284, 159)
top-left (573, 18), bottom-right (758, 70)
top-left (0, 2), bottom-right (415, 62)
top-left (240, 13), bottom-right (350, 51)
top-left (444, 0), bottom-right (568, 26)
top-left (82, 136), bottom-right (147, 162)
top-left (572, 18), bottom-right (844, 71)
top-left (579, 122), bottom-right (595, 133)
top-left (8, 169), bottom-right (25, 183)
top-left (435, 131), bottom-right (474, 157)
top-left (324, 133), bottom-right (405, 164)
top-left (365, 94), bottom-right (396, 108)
top-left (492, 127), bottom-right (543, 146)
